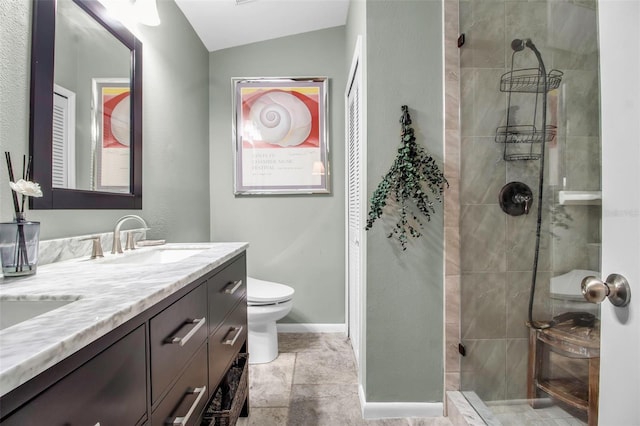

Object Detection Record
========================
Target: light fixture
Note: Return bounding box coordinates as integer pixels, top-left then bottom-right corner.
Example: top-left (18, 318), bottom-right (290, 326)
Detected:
top-left (133, 0), bottom-right (161, 26)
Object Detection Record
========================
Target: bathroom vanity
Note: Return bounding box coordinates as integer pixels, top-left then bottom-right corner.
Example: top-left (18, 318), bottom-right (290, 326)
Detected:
top-left (0, 242), bottom-right (248, 425)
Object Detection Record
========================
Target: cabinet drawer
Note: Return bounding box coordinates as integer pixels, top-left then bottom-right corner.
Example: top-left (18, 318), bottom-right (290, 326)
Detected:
top-left (3, 325), bottom-right (146, 426)
top-left (151, 284), bottom-right (207, 403)
top-left (208, 256), bottom-right (246, 334)
top-left (151, 343), bottom-right (208, 426)
top-left (208, 302), bottom-right (247, 392)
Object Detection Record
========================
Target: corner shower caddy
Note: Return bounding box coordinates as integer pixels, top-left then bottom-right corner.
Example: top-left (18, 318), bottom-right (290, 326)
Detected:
top-left (495, 44), bottom-right (563, 161)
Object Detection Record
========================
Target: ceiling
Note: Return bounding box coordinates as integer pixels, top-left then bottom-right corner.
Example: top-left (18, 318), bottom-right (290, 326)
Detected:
top-left (174, 0), bottom-right (351, 52)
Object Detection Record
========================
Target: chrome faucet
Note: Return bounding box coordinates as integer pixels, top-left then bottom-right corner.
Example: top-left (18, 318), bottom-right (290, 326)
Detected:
top-left (111, 215), bottom-right (149, 254)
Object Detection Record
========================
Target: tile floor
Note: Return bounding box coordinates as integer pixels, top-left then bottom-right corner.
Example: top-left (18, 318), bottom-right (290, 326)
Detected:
top-left (237, 333), bottom-right (453, 426)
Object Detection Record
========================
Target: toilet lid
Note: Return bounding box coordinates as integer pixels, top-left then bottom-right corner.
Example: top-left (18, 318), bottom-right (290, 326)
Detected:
top-left (247, 277), bottom-right (295, 305)
top-left (550, 269), bottom-right (599, 300)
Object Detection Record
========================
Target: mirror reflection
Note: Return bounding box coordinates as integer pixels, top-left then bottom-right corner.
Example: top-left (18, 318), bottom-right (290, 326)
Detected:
top-left (53, 0), bottom-right (132, 193)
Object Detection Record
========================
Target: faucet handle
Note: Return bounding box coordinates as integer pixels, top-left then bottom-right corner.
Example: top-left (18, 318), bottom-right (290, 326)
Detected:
top-left (81, 236), bottom-right (104, 259)
top-left (125, 230), bottom-right (144, 251)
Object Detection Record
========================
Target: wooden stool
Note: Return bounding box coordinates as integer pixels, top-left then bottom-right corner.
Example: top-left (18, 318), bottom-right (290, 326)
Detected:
top-left (527, 320), bottom-right (600, 426)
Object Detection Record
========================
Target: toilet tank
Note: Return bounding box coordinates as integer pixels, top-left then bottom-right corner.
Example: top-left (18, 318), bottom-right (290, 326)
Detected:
top-left (549, 269), bottom-right (601, 318)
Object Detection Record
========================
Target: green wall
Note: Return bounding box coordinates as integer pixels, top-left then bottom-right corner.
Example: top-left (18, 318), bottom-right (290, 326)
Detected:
top-left (0, 0), bottom-right (210, 242)
top-left (209, 27), bottom-right (347, 325)
top-left (356, 0), bottom-right (445, 403)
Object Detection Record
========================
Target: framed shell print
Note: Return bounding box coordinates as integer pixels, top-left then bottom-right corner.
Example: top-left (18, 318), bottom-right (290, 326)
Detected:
top-left (232, 77), bottom-right (330, 195)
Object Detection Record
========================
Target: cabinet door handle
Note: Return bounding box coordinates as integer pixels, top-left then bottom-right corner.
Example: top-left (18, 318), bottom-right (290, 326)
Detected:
top-left (224, 279), bottom-right (243, 295)
top-left (166, 317), bottom-right (206, 347)
top-left (222, 326), bottom-right (244, 346)
top-left (171, 385), bottom-right (207, 426)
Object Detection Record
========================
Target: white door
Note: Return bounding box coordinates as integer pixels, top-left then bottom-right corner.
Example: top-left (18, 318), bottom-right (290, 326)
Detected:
top-left (597, 1), bottom-right (640, 423)
top-left (346, 38), bottom-right (364, 363)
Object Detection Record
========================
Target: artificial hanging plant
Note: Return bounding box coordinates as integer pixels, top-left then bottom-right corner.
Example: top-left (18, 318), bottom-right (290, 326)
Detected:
top-left (365, 105), bottom-right (448, 250)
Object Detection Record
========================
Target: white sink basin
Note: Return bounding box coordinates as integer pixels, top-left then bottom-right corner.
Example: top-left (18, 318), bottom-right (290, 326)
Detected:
top-left (0, 299), bottom-right (77, 331)
top-left (98, 248), bottom-right (206, 265)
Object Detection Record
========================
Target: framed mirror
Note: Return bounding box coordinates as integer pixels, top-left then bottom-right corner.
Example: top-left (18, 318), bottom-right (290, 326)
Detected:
top-left (29, 0), bottom-right (142, 209)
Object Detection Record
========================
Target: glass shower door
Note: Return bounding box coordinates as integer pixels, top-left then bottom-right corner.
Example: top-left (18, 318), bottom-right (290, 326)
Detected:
top-left (458, 1), bottom-right (601, 424)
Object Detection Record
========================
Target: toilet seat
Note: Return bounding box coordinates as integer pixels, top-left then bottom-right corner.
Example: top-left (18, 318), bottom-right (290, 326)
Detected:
top-left (247, 277), bottom-right (295, 306)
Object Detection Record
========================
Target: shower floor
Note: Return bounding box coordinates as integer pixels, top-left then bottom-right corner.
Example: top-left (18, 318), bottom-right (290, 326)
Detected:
top-left (486, 400), bottom-right (587, 425)
top-left (463, 392), bottom-right (587, 425)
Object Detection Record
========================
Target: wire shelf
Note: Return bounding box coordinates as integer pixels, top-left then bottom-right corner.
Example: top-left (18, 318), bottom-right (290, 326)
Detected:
top-left (500, 69), bottom-right (563, 93)
top-left (495, 125), bottom-right (557, 144)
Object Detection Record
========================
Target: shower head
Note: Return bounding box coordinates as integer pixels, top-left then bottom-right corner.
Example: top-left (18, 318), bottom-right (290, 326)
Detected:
top-left (511, 38), bottom-right (541, 55)
top-left (511, 39), bottom-right (526, 52)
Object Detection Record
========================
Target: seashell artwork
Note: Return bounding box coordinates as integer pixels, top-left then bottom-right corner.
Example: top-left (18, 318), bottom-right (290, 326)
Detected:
top-left (249, 91), bottom-right (312, 147)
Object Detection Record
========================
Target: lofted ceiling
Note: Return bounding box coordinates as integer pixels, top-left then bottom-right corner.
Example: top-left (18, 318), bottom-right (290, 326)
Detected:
top-left (174, 0), bottom-right (351, 52)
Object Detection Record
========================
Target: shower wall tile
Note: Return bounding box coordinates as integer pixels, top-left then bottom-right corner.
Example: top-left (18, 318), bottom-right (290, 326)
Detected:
top-left (460, 339), bottom-right (507, 401)
top-left (446, 225), bottom-right (461, 276)
top-left (564, 136), bottom-right (601, 191)
top-left (505, 338), bottom-right (529, 399)
top-left (461, 137), bottom-right (505, 205)
top-left (506, 206), bottom-right (552, 273)
top-left (444, 181), bottom-right (460, 229)
top-left (445, 129), bottom-right (460, 179)
top-left (461, 272), bottom-right (507, 339)
top-left (548, 0), bottom-right (599, 71)
top-left (446, 321), bottom-right (461, 374)
top-left (473, 69), bottom-right (507, 137)
top-left (551, 205), bottom-right (592, 273)
top-left (505, 1), bottom-right (548, 64)
top-left (459, 1), bottom-right (505, 69)
top-left (445, 79), bottom-right (460, 131)
top-left (460, 204), bottom-right (506, 273)
top-left (562, 70), bottom-right (600, 137)
top-left (445, 373), bottom-right (460, 392)
top-left (506, 271), bottom-right (552, 338)
top-left (459, 69), bottom-right (474, 138)
top-left (551, 47), bottom-right (599, 72)
top-left (444, 0), bottom-right (460, 83)
top-left (446, 274), bottom-right (461, 325)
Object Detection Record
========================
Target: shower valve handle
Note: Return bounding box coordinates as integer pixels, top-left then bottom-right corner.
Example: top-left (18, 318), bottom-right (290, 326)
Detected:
top-left (513, 193), bottom-right (532, 214)
top-left (581, 274), bottom-right (631, 307)
top-left (499, 182), bottom-right (533, 216)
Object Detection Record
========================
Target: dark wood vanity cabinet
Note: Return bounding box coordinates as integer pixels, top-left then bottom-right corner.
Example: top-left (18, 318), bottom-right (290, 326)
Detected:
top-left (207, 255), bottom-right (248, 394)
top-left (2, 325), bottom-right (147, 426)
top-left (0, 253), bottom-right (248, 426)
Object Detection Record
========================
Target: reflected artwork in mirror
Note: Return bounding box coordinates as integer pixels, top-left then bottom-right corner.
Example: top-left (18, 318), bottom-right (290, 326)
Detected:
top-left (30, 0), bottom-right (142, 209)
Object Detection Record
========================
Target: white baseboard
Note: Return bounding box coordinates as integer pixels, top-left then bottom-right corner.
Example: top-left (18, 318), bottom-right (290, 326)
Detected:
top-left (276, 323), bottom-right (347, 333)
top-left (358, 385), bottom-right (444, 419)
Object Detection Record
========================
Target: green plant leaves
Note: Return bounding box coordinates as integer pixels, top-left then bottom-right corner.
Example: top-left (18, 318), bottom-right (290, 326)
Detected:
top-left (365, 106), bottom-right (448, 251)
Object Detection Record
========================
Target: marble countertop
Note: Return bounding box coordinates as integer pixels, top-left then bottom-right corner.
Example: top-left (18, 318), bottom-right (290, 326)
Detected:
top-left (0, 242), bottom-right (248, 397)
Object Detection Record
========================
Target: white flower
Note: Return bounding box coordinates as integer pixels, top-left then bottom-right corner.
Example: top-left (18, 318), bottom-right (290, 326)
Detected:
top-left (9, 179), bottom-right (43, 198)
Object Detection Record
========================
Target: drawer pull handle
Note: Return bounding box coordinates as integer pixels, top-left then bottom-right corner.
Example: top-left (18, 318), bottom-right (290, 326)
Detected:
top-left (166, 317), bottom-right (206, 347)
top-left (171, 385), bottom-right (207, 426)
top-left (224, 279), bottom-right (243, 295)
top-left (222, 326), bottom-right (244, 346)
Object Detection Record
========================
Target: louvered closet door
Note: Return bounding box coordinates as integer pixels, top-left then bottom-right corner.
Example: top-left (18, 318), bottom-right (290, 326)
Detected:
top-left (346, 57), bottom-right (363, 363)
top-left (52, 85), bottom-right (76, 189)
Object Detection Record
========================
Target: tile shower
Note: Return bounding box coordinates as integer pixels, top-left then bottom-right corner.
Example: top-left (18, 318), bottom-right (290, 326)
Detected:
top-left (456, 0), bottom-right (601, 406)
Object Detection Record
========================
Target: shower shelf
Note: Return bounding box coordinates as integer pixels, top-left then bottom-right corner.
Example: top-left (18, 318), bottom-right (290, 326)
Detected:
top-left (496, 45), bottom-right (563, 161)
top-left (500, 68), bottom-right (564, 93)
top-left (558, 191), bottom-right (602, 205)
top-left (495, 125), bottom-right (557, 144)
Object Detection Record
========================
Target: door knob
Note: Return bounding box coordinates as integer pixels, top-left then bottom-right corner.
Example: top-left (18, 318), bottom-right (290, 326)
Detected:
top-left (581, 273), bottom-right (631, 307)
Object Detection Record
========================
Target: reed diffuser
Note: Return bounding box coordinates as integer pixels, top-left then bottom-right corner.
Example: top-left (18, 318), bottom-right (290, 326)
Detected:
top-left (1, 152), bottom-right (42, 276)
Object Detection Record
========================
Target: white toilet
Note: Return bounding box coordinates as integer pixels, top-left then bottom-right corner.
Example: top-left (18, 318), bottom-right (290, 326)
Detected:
top-left (246, 277), bottom-right (295, 364)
